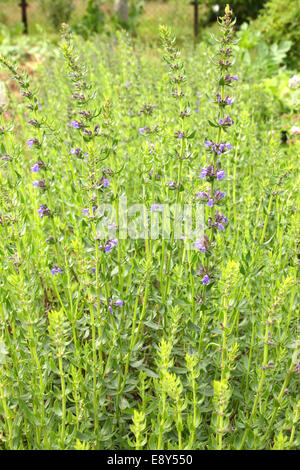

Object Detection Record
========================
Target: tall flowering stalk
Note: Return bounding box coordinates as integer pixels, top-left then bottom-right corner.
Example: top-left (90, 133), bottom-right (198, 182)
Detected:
top-left (0, 56), bottom-right (62, 269)
top-left (197, 5), bottom-right (238, 286)
top-left (159, 26), bottom-right (191, 304)
top-left (60, 25), bottom-right (104, 441)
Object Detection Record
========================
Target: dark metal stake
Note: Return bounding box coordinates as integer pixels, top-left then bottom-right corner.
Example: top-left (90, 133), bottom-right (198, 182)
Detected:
top-left (19, 0), bottom-right (28, 34)
top-left (190, 0), bottom-right (199, 39)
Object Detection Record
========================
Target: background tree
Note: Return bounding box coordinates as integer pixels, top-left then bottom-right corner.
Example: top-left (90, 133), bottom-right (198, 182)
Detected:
top-left (114, 0), bottom-right (128, 23)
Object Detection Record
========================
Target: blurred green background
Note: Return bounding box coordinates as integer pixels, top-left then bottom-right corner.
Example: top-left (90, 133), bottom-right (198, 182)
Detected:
top-left (0, 0), bottom-right (299, 67)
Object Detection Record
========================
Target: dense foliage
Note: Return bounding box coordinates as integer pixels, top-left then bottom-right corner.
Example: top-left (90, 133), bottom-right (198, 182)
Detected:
top-left (0, 7), bottom-right (299, 450)
top-left (253, 0), bottom-right (300, 67)
top-left (203, 0), bottom-right (268, 25)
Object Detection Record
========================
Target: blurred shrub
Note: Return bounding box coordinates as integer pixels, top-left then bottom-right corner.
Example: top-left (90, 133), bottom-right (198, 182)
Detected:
top-left (236, 23), bottom-right (292, 77)
top-left (112, 0), bottom-right (144, 34)
top-left (40, 0), bottom-right (75, 29)
top-left (72, 0), bottom-right (105, 38)
top-left (253, 0), bottom-right (300, 67)
top-left (202, 1), bottom-right (267, 26)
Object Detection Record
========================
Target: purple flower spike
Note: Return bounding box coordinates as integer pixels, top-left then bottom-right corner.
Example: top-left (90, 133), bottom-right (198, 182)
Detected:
top-left (207, 198), bottom-right (214, 207)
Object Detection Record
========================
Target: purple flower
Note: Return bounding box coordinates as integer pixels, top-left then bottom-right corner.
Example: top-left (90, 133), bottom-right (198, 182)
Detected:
top-left (204, 141), bottom-right (232, 155)
top-left (108, 298), bottom-right (124, 314)
top-left (202, 275), bottom-right (210, 285)
top-left (199, 166), bottom-right (213, 180)
top-left (50, 266), bottom-right (62, 275)
top-left (71, 147), bottom-right (81, 156)
top-left (70, 120), bottom-right (81, 129)
top-left (219, 59), bottom-right (232, 68)
top-left (33, 179), bottom-right (46, 188)
top-left (199, 165), bottom-right (225, 181)
top-left (97, 177), bottom-right (109, 189)
top-left (197, 190), bottom-right (209, 200)
top-left (139, 126), bottom-right (150, 135)
top-left (215, 190), bottom-right (225, 201)
top-left (225, 73), bottom-right (238, 83)
top-left (174, 131), bottom-right (184, 139)
top-left (194, 240), bottom-right (206, 252)
top-left (37, 204), bottom-right (51, 218)
top-left (71, 148), bottom-right (89, 162)
top-left (82, 205), bottom-right (98, 217)
top-left (197, 189), bottom-right (225, 207)
top-left (105, 239), bottom-right (118, 252)
top-left (216, 170), bottom-right (225, 180)
top-left (204, 140), bottom-right (213, 148)
top-left (27, 119), bottom-right (39, 127)
top-left (216, 94), bottom-right (234, 106)
top-left (27, 138), bottom-right (40, 148)
top-left (208, 212), bottom-right (228, 230)
top-left (31, 161), bottom-right (45, 173)
top-left (194, 235), bottom-right (210, 253)
top-left (218, 116), bottom-right (234, 127)
top-left (151, 203), bottom-right (163, 212)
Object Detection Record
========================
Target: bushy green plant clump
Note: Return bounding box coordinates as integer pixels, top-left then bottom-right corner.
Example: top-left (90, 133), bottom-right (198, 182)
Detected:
top-left (72, 0), bottom-right (105, 39)
top-left (41, 0), bottom-right (75, 29)
top-left (253, 0), bottom-right (300, 67)
top-left (0, 6), bottom-right (299, 450)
